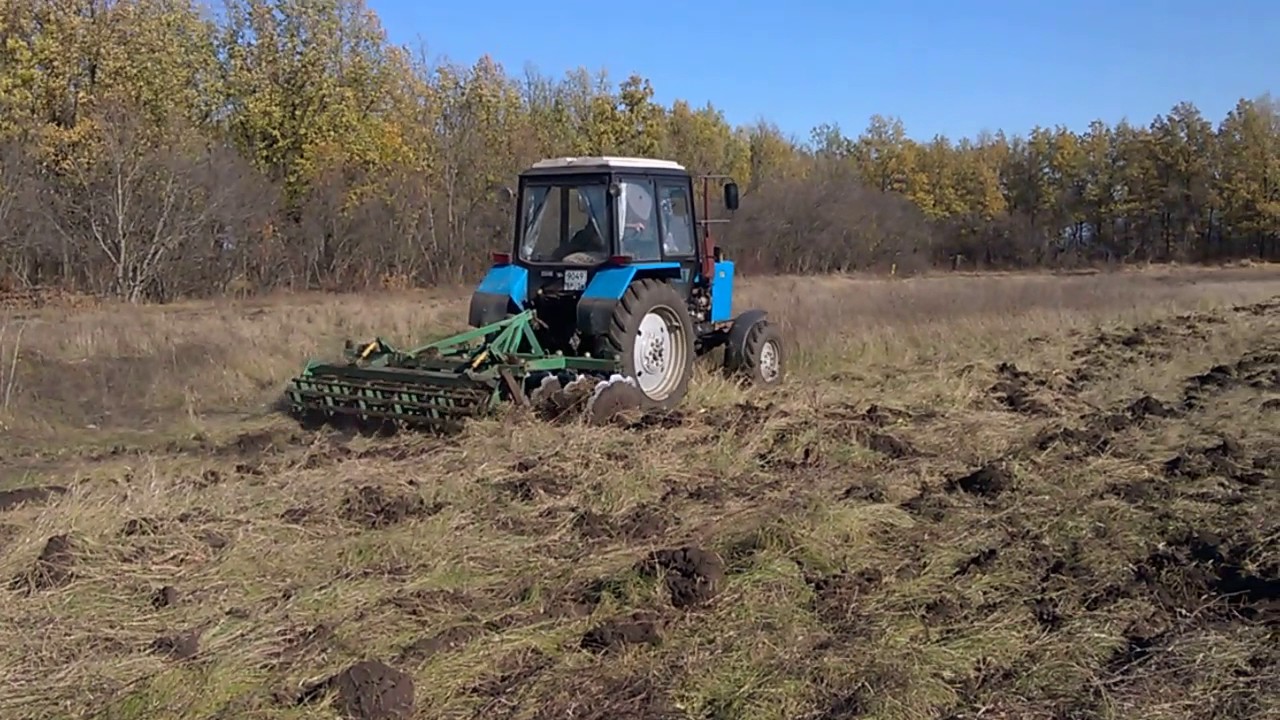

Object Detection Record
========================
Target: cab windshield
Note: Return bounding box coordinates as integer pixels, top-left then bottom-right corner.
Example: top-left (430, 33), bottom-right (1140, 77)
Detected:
top-left (517, 179), bottom-right (613, 265)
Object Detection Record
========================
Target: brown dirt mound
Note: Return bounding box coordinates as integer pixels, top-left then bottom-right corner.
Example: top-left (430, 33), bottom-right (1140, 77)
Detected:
top-left (397, 624), bottom-right (485, 663)
top-left (988, 361), bottom-right (1058, 415)
top-left (9, 534), bottom-right (76, 593)
top-left (1033, 393), bottom-right (1179, 458)
top-left (527, 673), bottom-right (680, 720)
top-left (806, 567), bottom-right (883, 639)
top-left (1125, 394), bottom-right (1177, 420)
top-left (339, 485), bottom-right (444, 529)
top-left (859, 402), bottom-right (916, 427)
top-left (497, 459), bottom-right (569, 502)
top-left (573, 503), bottom-right (677, 543)
top-left (120, 516), bottom-right (165, 536)
top-left (860, 430), bottom-right (919, 458)
top-left (1182, 344), bottom-right (1280, 409)
top-left (1162, 435), bottom-right (1269, 485)
top-left (946, 462), bottom-right (1014, 498)
top-left (899, 487), bottom-right (951, 521)
top-left (0, 485), bottom-right (68, 512)
top-left (465, 647), bottom-right (552, 699)
top-left (151, 585), bottom-right (180, 609)
top-left (303, 659), bottom-right (415, 720)
top-left (150, 629), bottom-right (201, 660)
top-left (580, 611), bottom-right (664, 652)
top-left (637, 546), bottom-right (726, 608)
top-left (1134, 528), bottom-right (1279, 622)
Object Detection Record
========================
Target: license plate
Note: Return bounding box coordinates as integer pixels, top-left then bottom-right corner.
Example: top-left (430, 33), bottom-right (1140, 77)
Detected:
top-left (563, 269), bottom-right (588, 291)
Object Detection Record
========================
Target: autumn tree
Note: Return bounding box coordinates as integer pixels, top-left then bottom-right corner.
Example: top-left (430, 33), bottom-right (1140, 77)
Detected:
top-left (0, 0), bottom-right (1276, 301)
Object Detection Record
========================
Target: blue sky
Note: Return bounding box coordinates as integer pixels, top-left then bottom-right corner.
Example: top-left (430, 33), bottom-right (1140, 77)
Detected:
top-left (367, 0), bottom-right (1277, 144)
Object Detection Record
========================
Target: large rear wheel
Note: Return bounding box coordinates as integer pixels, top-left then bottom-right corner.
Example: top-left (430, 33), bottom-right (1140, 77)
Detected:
top-left (602, 279), bottom-right (696, 410)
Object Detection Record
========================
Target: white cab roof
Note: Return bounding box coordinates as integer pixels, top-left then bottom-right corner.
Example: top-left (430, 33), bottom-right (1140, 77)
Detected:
top-left (526, 156), bottom-right (686, 172)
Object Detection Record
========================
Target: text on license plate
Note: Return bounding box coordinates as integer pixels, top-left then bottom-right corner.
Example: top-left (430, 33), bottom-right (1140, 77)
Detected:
top-left (563, 269), bottom-right (588, 291)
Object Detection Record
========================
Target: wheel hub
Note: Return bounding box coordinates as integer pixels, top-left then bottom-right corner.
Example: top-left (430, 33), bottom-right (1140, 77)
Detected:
top-left (759, 339), bottom-right (780, 382)
top-left (642, 333), bottom-right (666, 374)
top-left (634, 310), bottom-right (676, 395)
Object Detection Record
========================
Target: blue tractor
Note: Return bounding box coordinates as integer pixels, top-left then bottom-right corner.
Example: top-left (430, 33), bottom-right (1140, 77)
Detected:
top-left (285, 156), bottom-right (784, 432)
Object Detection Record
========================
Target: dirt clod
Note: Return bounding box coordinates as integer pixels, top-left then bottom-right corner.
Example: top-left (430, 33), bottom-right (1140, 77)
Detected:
top-left (954, 548), bottom-right (999, 576)
top-left (572, 510), bottom-right (614, 540)
top-left (1126, 395), bottom-right (1175, 420)
top-left (9, 534), bottom-right (76, 593)
top-left (151, 629), bottom-right (201, 660)
top-left (398, 624), bottom-right (484, 663)
top-left (121, 516), bottom-right (163, 536)
top-left (842, 481), bottom-right (887, 503)
top-left (900, 488), bottom-right (950, 521)
top-left (638, 546), bottom-right (725, 608)
top-left (863, 431), bottom-right (918, 458)
top-left (1134, 528), bottom-right (1279, 622)
top-left (498, 474), bottom-right (567, 502)
top-left (947, 463), bottom-right (1013, 498)
top-left (152, 585), bottom-right (179, 608)
top-left (989, 361), bottom-right (1056, 415)
top-left (861, 403), bottom-right (913, 427)
top-left (340, 485), bottom-right (443, 529)
top-left (0, 485), bottom-right (67, 512)
top-left (618, 503), bottom-right (674, 540)
top-left (327, 659), bottom-right (415, 720)
top-left (807, 568), bottom-right (882, 637)
top-left (580, 612), bottom-right (663, 652)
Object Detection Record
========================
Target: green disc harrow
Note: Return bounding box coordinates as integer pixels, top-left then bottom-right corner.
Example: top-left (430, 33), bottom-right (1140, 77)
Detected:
top-left (284, 310), bottom-right (620, 433)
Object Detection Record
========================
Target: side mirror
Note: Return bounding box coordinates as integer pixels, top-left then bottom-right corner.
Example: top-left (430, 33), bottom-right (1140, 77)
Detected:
top-left (723, 182), bottom-right (739, 210)
top-left (499, 186), bottom-right (515, 202)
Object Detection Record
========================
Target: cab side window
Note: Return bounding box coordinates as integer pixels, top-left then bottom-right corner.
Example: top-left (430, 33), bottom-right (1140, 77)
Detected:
top-left (657, 181), bottom-right (695, 257)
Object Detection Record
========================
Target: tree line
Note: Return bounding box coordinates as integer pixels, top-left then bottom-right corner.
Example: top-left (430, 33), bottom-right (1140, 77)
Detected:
top-left (1, 0), bottom-right (1277, 302)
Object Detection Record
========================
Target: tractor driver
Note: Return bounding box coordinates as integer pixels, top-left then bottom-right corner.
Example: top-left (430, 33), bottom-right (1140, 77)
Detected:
top-left (618, 181), bottom-right (661, 260)
top-left (551, 190), bottom-right (609, 262)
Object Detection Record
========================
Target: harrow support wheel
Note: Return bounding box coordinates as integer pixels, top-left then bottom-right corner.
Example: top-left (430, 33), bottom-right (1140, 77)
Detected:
top-left (602, 278), bottom-right (696, 410)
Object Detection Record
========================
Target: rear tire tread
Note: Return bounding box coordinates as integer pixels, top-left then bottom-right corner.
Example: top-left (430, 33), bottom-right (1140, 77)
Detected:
top-left (599, 278), bottom-right (695, 410)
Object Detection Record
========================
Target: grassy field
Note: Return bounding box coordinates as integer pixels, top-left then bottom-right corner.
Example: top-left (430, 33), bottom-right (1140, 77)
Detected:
top-left (1, 265), bottom-right (1278, 720)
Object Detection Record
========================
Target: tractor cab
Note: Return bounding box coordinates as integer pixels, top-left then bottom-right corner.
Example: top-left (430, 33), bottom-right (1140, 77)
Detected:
top-left (505, 156), bottom-right (708, 285)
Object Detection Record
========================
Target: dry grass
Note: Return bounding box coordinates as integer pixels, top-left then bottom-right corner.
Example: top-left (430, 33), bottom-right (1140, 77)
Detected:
top-left (1, 264), bottom-right (1278, 720)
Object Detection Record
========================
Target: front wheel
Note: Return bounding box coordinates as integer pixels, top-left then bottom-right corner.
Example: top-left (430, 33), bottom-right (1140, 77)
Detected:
top-left (725, 318), bottom-right (784, 386)
top-left (602, 279), bottom-right (696, 410)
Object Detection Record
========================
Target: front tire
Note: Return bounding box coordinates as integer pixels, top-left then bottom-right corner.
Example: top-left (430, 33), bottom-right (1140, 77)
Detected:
top-left (602, 279), bottom-right (695, 410)
top-left (725, 319), bottom-right (784, 386)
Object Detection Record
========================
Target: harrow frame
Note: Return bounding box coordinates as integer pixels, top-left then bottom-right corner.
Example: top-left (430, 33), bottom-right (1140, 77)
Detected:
top-left (285, 309), bottom-right (619, 432)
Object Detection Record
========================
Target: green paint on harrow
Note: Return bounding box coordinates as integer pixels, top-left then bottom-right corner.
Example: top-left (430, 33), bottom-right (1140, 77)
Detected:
top-left (285, 309), bottom-right (619, 432)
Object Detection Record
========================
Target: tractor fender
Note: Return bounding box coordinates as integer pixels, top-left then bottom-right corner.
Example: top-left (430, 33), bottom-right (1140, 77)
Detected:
top-left (575, 262), bottom-right (682, 337)
top-left (724, 308), bottom-right (769, 369)
top-left (469, 264), bottom-right (529, 327)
